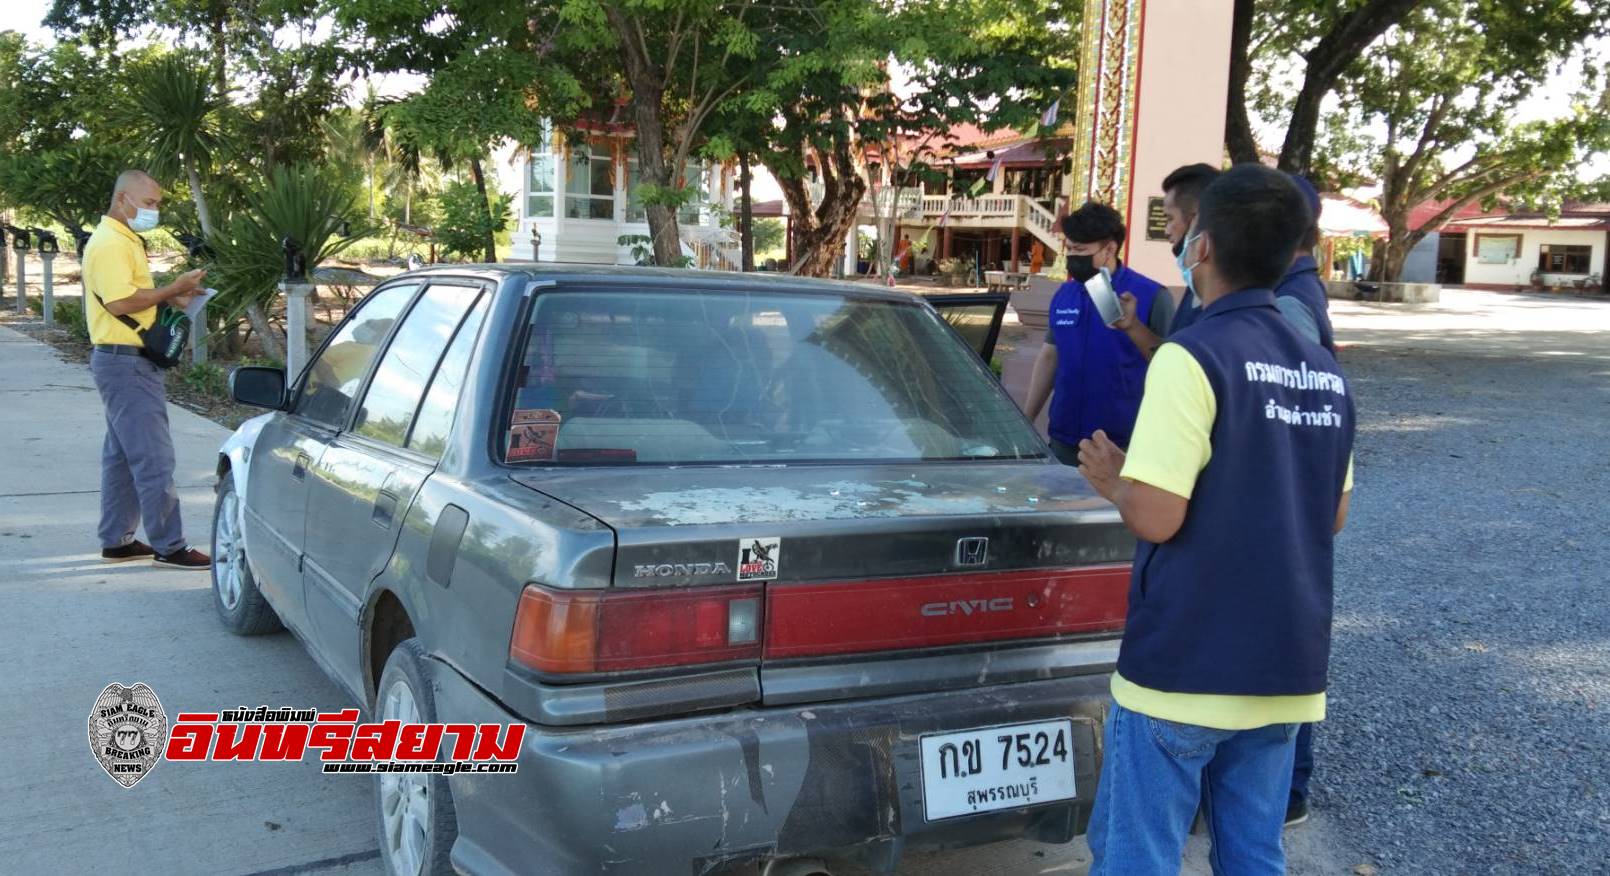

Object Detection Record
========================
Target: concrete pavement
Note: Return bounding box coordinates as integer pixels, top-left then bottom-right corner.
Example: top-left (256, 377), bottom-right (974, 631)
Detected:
top-left (0, 325), bottom-right (383, 875)
top-left (0, 322), bottom-right (1356, 875)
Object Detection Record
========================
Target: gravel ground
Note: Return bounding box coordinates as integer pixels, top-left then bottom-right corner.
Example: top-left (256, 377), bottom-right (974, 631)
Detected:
top-left (1319, 291), bottom-right (1610, 875)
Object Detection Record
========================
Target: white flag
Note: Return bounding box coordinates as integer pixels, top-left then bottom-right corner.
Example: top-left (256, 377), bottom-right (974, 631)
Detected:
top-left (1041, 99), bottom-right (1060, 129)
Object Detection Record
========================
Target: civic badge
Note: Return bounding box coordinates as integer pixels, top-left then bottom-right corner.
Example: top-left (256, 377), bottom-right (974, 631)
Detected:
top-left (954, 537), bottom-right (989, 568)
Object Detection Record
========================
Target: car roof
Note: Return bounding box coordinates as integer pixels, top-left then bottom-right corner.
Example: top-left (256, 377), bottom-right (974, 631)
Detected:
top-left (399, 263), bottom-right (919, 303)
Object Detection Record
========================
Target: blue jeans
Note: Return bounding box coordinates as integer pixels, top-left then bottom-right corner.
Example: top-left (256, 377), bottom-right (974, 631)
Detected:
top-left (1088, 702), bottom-right (1299, 876)
top-left (1291, 723), bottom-right (1314, 806)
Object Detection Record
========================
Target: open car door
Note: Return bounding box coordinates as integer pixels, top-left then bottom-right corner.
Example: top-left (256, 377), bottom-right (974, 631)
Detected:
top-left (926, 293), bottom-right (1010, 363)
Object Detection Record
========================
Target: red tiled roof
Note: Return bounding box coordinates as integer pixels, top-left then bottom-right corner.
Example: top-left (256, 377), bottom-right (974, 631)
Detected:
top-left (1407, 199), bottom-right (1498, 231)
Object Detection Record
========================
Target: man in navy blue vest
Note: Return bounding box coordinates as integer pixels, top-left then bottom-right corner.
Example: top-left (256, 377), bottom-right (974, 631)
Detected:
top-left (1023, 202), bottom-right (1172, 462)
top-left (1075, 164), bottom-right (1356, 874)
top-left (1277, 175), bottom-right (1337, 355)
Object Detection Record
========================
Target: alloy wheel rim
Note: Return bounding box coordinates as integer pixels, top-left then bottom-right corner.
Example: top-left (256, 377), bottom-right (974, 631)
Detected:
top-left (380, 679), bottom-right (427, 876)
top-left (213, 491), bottom-right (243, 610)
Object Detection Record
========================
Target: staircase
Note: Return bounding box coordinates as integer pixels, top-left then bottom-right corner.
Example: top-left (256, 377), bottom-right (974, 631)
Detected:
top-left (895, 194), bottom-right (1063, 252)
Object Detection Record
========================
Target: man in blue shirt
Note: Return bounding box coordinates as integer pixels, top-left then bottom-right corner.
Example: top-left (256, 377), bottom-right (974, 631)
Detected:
top-left (1276, 175), bottom-right (1337, 354)
top-left (1023, 202), bottom-right (1171, 463)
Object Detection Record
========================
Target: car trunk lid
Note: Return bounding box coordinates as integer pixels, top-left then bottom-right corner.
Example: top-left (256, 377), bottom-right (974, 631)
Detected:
top-left (510, 462), bottom-right (1132, 664)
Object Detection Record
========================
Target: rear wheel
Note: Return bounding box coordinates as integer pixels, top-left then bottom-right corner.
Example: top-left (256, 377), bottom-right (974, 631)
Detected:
top-left (211, 473), bottom-right (282, 635)
top-left (376, 639), bottom-right (458, 876)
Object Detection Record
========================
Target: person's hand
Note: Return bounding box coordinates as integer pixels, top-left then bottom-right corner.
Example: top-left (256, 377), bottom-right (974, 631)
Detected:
top-left (1076, 429), bottom-right (1126, 503)
top-left (171, 268), bottom-right (207, 296)
top-left (1111, 291), bottom-right (1140, 330)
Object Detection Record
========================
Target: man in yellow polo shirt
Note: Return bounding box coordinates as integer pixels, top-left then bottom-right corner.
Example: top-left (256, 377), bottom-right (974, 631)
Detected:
top-left (85, 169), bottom-right (210, 569)
top-left (1075, 165), bottom-right (1355, 874)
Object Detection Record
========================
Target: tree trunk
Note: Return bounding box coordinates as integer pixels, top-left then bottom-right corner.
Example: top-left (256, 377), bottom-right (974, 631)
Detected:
top-left (1380, 231), bottom-right (1416, 283)
top-left (185, 157), bottom-right (215, 240)
top-left (605, 6), bottom-right (683, 268)
top-left (739, 152), bottom-right (754, 272)
top-left (245, 304), bottom-right (284, 363)
top-left (1276, 0), bottom-right (1424, 174)
top-left (1224, 0), bottom-right (1260, 164)
top-left (468, 157), bottom-right (496, 263)
top-left (775, 174), bottom-right (865, 279)
top-left (209, 0), bottom-right (227, 98)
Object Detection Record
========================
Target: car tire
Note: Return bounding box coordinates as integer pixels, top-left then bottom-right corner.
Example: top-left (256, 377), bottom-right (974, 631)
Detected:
top-left (375, 638), bottom-right (459, 876)
top-left (211, 472), bottom-right (283, 635)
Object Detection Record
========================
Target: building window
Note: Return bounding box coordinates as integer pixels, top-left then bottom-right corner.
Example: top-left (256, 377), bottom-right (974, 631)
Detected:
top-left (527, 123), bottom-right (556, 218)
top-left (1474, 233), bottom-right (1521, 264)
top-left (565, 142), bottom-right (616, 221)
top-left (1538, 244), bottom-right (1593, 275)
top-left (528, 153), bottom-right (556, 218)
top-left (626, 159), bottom-right (705, 224)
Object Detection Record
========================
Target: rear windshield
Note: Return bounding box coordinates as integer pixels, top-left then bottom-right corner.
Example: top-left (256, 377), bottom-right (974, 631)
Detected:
top-left (500, 288), bottom-right (1045, 465)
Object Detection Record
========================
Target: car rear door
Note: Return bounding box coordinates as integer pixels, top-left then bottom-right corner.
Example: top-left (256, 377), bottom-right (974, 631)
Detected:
top-left (241, 281), bottom-right (419, 636)
top-left (926, 293), bottom-right (1010, 362)
top-left (299, 281), bottom-right (490, 696)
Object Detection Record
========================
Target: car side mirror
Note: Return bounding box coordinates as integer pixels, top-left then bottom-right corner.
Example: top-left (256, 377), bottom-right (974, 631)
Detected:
top-left (231, 366), bottom-right (286, 410)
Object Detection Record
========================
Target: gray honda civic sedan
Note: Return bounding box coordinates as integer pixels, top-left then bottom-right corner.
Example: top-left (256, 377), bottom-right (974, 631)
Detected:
top-left (212, 264), bottom-right (1133, 876)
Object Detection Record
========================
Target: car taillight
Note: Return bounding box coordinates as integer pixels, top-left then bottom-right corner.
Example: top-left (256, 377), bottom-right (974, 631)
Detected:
top-left (510, 584), bottom-right (764, 674)
top-left (764, 565), bottom-right (1130, 659)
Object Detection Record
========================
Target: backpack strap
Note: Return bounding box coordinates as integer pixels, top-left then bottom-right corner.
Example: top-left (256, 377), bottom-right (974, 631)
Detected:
top-left (91, 290), bottom-right (146, 332)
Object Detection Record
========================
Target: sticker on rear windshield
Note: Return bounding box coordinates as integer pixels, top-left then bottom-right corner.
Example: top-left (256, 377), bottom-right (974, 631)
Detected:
top-left (507, 409), bottom-right (562, 462)
top-left (737, 537), bottom-right (781, 582)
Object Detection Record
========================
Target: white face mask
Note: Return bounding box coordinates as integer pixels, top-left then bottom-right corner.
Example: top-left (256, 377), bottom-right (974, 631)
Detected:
top-left (129, 207), bottom-right (160, 232)
top-left (121, 193), bottom-right (160, 232)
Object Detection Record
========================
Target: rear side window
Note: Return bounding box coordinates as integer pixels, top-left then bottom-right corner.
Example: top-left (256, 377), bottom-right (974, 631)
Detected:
top-left (295, 284), bottom-right (417, 428)
top-left (501, 288), bottom-right (1044, 465)
top-left (407, 295), bottom-right (490, 457)
top-left (354, 284), bottom-right (480, 447)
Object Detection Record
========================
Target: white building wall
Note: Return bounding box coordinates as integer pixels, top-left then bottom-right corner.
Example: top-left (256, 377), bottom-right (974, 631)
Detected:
top-left (502, 131), bottom-right (757, 266)
top-left (1462, 227), bottom-right (1605, 287)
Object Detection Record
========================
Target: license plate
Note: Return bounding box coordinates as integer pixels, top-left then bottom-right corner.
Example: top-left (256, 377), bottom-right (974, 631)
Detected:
top-left (918, 719), bottom-right (1076, 821)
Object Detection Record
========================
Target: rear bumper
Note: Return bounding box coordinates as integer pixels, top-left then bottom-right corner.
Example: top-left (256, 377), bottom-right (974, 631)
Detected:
top-left (431, 659), bottom-right (1111, 876)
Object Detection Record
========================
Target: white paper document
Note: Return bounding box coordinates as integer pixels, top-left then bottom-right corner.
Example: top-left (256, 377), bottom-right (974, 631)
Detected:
top-left (184, 287), bottom-right (220, 324)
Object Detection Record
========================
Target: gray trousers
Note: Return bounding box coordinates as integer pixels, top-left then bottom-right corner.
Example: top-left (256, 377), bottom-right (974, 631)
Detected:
top-left (90, 350), bottom-right (185, 554)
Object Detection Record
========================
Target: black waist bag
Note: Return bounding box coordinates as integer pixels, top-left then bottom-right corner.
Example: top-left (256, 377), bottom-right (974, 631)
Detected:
top-left (93, 292), bottom-right (190, 369)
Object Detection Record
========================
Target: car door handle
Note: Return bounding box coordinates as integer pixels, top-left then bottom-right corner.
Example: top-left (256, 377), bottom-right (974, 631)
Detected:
top-left (292, 452), bottom-right (310, 480)
top-left (372, 491), bottom-right (398, 528)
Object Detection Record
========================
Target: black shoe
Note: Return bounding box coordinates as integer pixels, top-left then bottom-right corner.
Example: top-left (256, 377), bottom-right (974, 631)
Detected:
top-left (1285, 796), bottom-right (1310, 827)
top-left (154, 547), bottom-right (211, 571)
top-left (101, 540), bottom-right (156, 563)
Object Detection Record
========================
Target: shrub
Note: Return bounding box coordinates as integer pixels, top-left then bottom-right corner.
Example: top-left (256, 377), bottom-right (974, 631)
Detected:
top-left (54, 299), bottom-right (90, 341)
top-left (174, 361), bottom-right (228, 398)
top-left (205, 165), bottom-right (373, 322)
top-left (435, 179), bottom-right (510, 262)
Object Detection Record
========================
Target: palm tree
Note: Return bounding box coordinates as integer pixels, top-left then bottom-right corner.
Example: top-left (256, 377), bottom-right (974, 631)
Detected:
top-left (127, 56), bottom-right (284, 360)
top-left (128, 57), bottom-right (226, 238)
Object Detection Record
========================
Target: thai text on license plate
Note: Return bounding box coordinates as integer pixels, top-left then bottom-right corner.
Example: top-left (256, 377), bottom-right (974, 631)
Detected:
top-left (918, 719), bottom-right (1076, 821)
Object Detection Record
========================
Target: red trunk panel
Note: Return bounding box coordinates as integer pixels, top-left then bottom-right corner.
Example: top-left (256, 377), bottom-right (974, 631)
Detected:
top-left (764, 565), bottom-right (1131, 659)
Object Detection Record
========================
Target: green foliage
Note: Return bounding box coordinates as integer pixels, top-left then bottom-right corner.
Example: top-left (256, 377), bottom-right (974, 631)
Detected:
top-left (53, 299), bottom-right (91, 341)
top-left (0, 142), bottom-right (124, 235)
top-left (205, 165), bottom-right (372, 319)
top-left (124, 56), bottom-right (225, 182)
top-left (616, 234), bottom-right (693, 268)
top-left (1291, 0), bottom-right (1610, 277)
top-left (175, 361), bottom-right (229, 398)
top-left (436, 179), bottom-right (511, 262)
top-left (752, 217), bottom-right (785, 256)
